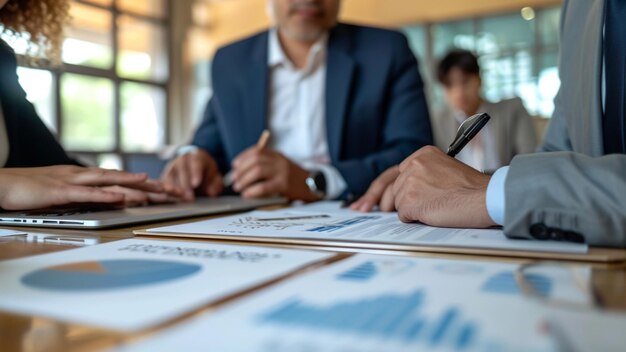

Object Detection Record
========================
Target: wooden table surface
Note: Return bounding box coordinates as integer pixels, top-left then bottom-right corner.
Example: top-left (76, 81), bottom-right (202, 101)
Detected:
top-left (1, 209), bottom-right (625, 352)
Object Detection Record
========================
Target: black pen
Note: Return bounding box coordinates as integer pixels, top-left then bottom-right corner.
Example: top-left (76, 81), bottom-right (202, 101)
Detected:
top-left (446, 113), bottom-right (491, 157)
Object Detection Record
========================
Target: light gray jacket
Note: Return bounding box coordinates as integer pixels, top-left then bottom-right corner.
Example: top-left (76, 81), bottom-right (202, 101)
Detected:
top-left (505, 0), bottom-right (626, 247)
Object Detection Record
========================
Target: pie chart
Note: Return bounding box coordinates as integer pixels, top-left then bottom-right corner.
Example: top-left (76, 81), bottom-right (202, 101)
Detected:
top-left (21, 259), bottom-right (202, 291)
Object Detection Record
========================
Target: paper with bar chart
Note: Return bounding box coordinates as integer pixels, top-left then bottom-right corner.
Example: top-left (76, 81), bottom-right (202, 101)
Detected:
top-left (121, 254), bottom-right (589, 352)
top-left (0, 239), bottom-right (332, 331)
top-left (143, 201), bottom-right (588, 254)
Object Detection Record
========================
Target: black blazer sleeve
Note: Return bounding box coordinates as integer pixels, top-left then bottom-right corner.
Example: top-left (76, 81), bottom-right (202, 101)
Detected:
top-left (0, 40), bottom-right (78, 168)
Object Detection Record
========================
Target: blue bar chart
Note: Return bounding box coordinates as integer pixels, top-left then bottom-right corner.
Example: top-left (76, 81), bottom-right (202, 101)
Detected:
top-left (307, 216), bottom-right (380, 233)
top-left (482, 271), bottom-right (552, 297)
top-left (336, 261), bottom-right (377, 281)
top-left (259, 289), bottom-right (478, 350)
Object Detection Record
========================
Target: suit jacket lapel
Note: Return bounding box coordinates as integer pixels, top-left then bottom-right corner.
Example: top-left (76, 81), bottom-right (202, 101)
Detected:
top-left (570, 0), bottom-right (605, 156)
top-left (325, 25), bottom-right (355, 162)
top-left (241, 32), bottom-right (269, 150)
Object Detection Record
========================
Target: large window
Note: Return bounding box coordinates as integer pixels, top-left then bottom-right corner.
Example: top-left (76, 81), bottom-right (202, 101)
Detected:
top-left (3, 0), bottom-right (170, 169)
top-left (403, 6), bottom-right (561, 118)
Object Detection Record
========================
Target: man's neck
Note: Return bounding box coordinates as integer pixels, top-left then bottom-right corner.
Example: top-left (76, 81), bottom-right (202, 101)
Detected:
top-left (277, 30), bottom-right (316, 69)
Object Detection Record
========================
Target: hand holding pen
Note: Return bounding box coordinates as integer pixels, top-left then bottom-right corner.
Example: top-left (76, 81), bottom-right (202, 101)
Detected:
top-left (224, 130), bottom-right (271, 187)
top-left (229, 130), bottom-right (320, 201)
top-left (349, 113), bottom-right (491, 212)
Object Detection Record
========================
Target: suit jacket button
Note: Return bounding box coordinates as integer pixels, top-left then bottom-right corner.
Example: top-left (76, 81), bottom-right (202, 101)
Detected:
top-left (564, 231), bottom-right (585, 243)
top-left (530, 223), bottom-right (550, 240)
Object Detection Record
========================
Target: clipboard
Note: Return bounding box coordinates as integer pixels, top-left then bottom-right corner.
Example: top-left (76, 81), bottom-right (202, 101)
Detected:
top-left (133, 229), bottom-right (626, 263)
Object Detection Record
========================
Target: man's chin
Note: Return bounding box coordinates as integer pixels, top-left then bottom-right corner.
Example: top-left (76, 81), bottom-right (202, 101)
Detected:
top-left (281, 25), bottom-right (327, 43)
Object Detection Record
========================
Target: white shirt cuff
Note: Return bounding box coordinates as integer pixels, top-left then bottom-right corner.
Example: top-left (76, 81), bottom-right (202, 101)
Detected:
top-left (176, 145), bottom-right (199, 156)
top-left (486, 166), bottom-right (509, 225)
top-left (302, 162), bottom-right (347, 200)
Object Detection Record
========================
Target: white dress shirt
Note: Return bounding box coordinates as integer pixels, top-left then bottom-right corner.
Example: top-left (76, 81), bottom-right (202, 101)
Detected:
top-left (267, 29), bottom-right (347, 199)
top-left (0, 102), bottom-right (8, 167)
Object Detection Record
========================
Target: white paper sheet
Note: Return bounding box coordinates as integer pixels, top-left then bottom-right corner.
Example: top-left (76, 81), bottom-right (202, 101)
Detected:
top-left (0, 229), bottom-right (26, 237)
top-left (0, 239), bottom-right (333, 331)
top-left (0, 229), bottom-right (100, 246)
top-left (120, 254), bottom-right (590, 352)
top-left (145, 202), bottom-right (588, 254)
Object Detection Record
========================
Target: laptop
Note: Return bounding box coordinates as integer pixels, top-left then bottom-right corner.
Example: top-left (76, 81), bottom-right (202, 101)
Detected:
top-left (0, 196), bottom-right (287, 229)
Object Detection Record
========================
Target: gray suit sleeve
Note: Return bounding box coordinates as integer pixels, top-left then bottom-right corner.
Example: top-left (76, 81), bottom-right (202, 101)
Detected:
top-left (504, 152), bottom-right (626, 248)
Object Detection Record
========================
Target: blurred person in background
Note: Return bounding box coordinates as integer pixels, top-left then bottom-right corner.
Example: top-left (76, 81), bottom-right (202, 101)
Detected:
top-left (162, 0), bottom-right (432, 202)
top-left (432, 49), bottom-right (537, 173)
top-left (0, 0), bottom-right (182, 210)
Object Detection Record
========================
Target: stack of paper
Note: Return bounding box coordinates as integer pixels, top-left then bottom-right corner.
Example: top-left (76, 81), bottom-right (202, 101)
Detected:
top-left (138, 201), bottom-right (588, 256)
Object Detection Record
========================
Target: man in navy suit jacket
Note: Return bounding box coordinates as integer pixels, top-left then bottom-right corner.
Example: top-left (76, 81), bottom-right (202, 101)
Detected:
top-left (162, 0), bottom-right (432, 202)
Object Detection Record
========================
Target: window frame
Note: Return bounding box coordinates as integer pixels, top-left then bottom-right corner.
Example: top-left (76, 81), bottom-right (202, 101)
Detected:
top-left (13, 0), bottom-right (173, 169)
top-left (404, 5), bottom-right (561, 118)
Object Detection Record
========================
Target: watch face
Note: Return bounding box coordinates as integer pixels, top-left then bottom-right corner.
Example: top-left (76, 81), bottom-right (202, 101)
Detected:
top-left (307, 171), bottom-right (327, 197)
top-left (313, 172), bottom-right (327, 193)
top-left (305, 177), bottom-right (317, 191)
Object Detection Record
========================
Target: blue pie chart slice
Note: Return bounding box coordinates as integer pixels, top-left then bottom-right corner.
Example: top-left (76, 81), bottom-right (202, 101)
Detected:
top-left (21, 259), bottom-right (202, 291)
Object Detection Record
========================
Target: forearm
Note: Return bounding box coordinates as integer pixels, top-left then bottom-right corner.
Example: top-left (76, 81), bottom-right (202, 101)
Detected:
top-left (0, 171), bottom-right (14, 209)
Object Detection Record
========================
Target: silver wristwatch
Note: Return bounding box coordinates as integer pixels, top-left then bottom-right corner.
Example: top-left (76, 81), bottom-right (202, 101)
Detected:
top-left (305, 171), bottom-right (327, 199)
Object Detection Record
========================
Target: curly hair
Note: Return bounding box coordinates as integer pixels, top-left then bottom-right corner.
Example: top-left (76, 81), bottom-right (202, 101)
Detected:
top-left (0, 0), bottom-right (70, 64)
